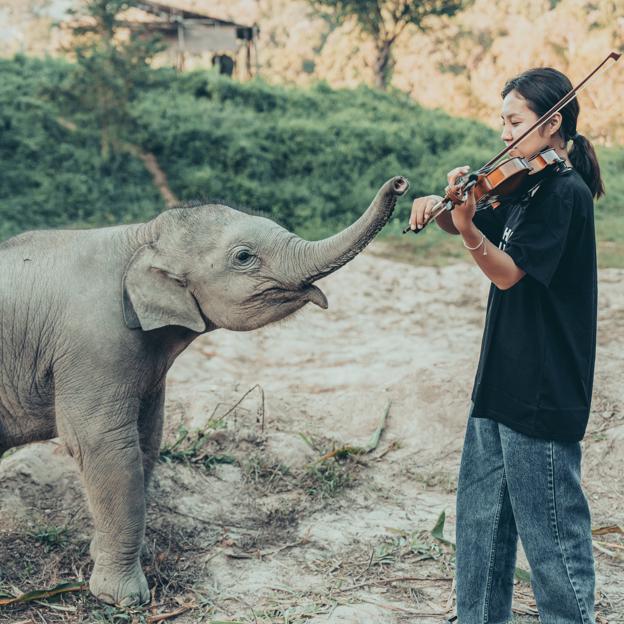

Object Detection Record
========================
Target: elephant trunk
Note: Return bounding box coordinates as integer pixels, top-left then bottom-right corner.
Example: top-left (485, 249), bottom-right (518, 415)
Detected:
top-left (298, 176), bottom-right (409, 284)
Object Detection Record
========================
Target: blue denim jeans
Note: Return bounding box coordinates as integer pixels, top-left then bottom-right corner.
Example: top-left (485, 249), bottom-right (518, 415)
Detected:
top-left (455, 413), bottom-right (595, 624)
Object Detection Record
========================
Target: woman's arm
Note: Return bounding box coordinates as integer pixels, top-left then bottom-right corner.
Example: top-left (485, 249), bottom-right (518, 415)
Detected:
top-left (457, 221), bottom-right (525, 290)
top-left (447, 168), bottom-right (525, 291)
top-left (409, 171), bottom-right (525, 290)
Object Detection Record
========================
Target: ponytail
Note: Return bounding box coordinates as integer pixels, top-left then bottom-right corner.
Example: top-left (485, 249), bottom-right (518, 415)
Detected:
top-left (569, 134), bottom-right (605, 199)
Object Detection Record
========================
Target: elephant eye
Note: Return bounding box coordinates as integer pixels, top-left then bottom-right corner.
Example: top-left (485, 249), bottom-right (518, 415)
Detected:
top-left (235, 249), bottom-right (255, 265)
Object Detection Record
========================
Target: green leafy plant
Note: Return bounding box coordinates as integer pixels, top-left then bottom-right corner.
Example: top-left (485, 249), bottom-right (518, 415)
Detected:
top-left (1, 55), bottom-right (623, 266)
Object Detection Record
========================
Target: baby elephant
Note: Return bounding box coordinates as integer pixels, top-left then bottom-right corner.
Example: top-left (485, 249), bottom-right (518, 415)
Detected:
top-left (0, 176), bottom-right (408, 605)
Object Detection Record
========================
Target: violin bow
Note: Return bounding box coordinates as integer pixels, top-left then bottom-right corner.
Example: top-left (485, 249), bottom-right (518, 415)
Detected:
top-left (403, 51), bottom-right (621, 234)
top-left (483, 51), bottom-right (621, 170)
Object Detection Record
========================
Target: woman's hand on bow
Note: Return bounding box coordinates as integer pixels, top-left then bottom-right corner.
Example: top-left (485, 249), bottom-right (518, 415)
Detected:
top-left (446, 166), bottom-right (476, 234)
top-left (408, 195), bottom-right (443, 230)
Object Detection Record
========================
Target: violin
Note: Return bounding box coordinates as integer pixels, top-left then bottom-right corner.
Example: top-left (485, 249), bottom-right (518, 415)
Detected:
top-left (402, 149), bottom-right (566, 234)
top-left (455, 147), bottom-right (567, 212)
top-left (403, 51), bottom-right (621, 235)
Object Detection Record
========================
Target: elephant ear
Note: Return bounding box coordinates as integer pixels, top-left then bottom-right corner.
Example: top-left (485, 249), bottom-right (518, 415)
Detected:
top-left (122, 244), bottom-right (206, 332)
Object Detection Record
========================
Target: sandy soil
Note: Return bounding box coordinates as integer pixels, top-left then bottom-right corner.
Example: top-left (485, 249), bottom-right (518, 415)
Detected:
top-left (1, 242), bottom-right (623, 623)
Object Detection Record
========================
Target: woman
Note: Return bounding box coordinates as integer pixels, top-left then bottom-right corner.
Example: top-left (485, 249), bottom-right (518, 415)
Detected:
top-left (410, 68), bottom-right (602, 623)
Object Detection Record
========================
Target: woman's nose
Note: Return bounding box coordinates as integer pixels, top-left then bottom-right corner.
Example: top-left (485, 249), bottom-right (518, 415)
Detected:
top-left (500, 127), bottom-right (512, 142)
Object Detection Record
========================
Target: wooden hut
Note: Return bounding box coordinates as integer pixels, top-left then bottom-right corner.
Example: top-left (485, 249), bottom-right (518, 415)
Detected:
top-left (124, 1), bottom-right (258, 75)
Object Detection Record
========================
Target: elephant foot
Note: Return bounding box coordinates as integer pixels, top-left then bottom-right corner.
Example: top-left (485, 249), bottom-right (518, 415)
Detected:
top-left (89, 560), bottom-right (150, 606)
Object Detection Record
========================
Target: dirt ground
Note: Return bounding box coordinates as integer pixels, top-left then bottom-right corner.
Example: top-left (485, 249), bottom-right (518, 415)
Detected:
top-left (1, 241), bottom-right (623, 623)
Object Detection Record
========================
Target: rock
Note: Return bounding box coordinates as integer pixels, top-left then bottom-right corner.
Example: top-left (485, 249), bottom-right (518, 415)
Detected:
top-left (0, 441), bottom-right (77, 487)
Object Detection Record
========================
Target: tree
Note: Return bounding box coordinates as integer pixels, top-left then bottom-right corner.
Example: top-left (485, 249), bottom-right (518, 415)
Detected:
top-left (308, 0), bottom-right (467, 90)
top-left (63, 0), bottom-right (164, 157)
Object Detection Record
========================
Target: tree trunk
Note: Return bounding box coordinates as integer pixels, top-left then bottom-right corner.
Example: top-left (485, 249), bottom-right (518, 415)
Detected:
top-left (374, 39), bottom-right (393, 90)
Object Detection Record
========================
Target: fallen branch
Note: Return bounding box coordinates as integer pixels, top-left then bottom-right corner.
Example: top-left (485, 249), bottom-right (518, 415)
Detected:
top-left (360, 596), bottom-right (447, 616)
top-left (0, 582), bottom-right (87, 606)
top-left (593, 541), bottom-right (618, 557)
top-left (332, 574), bottom-right (453, 594)
top-left (153, 502), bottom-right (256, 531)
top-left (214, 384), bottom-right (265, 430)
top-left (592, 525), bottom-right (623, 536)
top-left (593, 539), bottom-right (624, 550)
top-left (147, 605), bottom-right (192, 623)
top-left (512, 603), bottom-right (539, 616)
top-left (225, 538), bottom-right (309, 560)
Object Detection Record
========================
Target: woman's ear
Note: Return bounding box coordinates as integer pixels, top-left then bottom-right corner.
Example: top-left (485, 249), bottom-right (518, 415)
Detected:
top-left (547, 112), bottom-right (563, 137)
top-left (122, 245), bottom-right (206, 333)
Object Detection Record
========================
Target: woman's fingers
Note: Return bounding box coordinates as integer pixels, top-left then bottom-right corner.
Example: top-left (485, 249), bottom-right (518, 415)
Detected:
top-left (410, 195), bottom-right (442, 230)
top-left (410, 197), bottom-right (424, 230)
top-left (423, 198), bottom-right (435, 224)
top-left (447, 165), bottom-right (471, 187)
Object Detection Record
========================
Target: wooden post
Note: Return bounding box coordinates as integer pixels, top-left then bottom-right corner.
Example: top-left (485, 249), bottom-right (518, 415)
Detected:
top-left (246, 39), bottom-right (252, 79)
top-left (176, 21), bottom-right (185, 71)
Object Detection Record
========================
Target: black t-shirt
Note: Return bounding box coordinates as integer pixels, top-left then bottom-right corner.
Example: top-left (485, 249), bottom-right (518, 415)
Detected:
top-left (471, 168), bottom-right (597, 442)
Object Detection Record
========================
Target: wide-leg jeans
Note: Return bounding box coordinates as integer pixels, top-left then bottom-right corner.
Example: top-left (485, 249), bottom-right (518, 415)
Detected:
top-left (455, 414), bottom-right (595, 624)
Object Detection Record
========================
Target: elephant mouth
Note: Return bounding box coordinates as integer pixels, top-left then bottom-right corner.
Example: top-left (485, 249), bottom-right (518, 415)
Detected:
top-left (302, 285), bottom-right (328, 309)
top-left (247, 284), bottom-right (328, 310)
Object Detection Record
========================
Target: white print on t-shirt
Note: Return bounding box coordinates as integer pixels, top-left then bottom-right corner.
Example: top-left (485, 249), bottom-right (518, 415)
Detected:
top-left (500, 226), bottom-right (513, 251)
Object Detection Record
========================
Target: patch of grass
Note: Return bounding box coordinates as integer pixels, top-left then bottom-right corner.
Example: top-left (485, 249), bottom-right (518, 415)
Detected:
top-left (1, 593), bottom-right (200, 624)
top-left (301, 461), bottom-right (352, 499)
top-left (596, 214), bottom-right (624, 269)
top-left (373, 527), bottom-right (454, 569)
top-left (242, 454), bottom-right (292, 494)
top-left (159, 423), bottom-right (236, 471)
top-left (29, 524), bottom-right (69, 552)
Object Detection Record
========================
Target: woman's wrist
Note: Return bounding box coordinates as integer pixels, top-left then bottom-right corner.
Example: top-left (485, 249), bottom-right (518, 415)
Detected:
top-left (457, 221), bottom-right (481, 242)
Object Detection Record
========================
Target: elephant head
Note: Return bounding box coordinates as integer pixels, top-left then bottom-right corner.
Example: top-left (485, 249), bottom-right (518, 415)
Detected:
top-left (122, 176), bottom-right (408, 333)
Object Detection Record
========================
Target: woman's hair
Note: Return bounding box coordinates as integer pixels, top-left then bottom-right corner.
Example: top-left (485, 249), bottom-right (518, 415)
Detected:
top-left (501, 67), bottom-right (604, 198)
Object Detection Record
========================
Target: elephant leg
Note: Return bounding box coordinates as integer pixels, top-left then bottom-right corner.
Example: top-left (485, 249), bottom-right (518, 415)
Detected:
top-left (138, 386), bottom-right (165, 495)
top-left (56, 391), bottom-right (150, 607)
top-left (90, 388), bottom-right (164, 564)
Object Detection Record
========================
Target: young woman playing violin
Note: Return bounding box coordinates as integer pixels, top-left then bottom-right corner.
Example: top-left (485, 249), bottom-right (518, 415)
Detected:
top-left (411, 67), bottom-right (603, 623)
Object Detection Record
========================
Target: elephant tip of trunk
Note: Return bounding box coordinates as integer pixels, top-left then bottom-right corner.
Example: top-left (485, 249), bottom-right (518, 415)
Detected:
top-left (392, 176), bottom-right (409, 196)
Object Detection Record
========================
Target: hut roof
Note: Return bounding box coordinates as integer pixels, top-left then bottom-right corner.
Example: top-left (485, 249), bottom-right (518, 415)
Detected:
top-left (133, 1), bottom-right (251, 28)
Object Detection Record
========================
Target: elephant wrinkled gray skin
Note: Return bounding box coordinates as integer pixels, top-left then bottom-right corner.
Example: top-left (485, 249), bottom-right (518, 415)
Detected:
top-left (0, 176), bottom-right (408, 606)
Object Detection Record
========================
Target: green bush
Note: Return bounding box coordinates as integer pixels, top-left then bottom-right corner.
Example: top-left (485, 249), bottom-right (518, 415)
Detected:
top-left (0, 56), bottom-right (161, 240)
top-left (0, 55), bottom-right (621, 258)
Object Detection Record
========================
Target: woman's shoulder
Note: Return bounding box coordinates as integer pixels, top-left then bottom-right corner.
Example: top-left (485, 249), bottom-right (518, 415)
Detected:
top-left (542, 168), bottom-right (593, 207)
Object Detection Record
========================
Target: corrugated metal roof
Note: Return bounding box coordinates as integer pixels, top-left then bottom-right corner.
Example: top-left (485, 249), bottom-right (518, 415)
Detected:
top-left (133, 1), bottom-right (252, 27)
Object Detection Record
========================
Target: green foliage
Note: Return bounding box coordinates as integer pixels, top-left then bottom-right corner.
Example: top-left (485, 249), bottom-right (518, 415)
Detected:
top-left (29, 524), bottom-right (69, 552)
top-left (131, 71), bottom-right (503, 237)
top-left (62, 0), bottom-right (165, 156)
top-left (0, 55), bottom-right (622, 267)
top-left (0, 56), bottom-right (162, 241)
top-left (159, 422), bottom-right (236, 471)
top-left (307, 0), bottom-right (467, 87)
top-left (308, 0), bottom-right (467, 38)
top-left (302, 461), bottom-right (352, 498)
